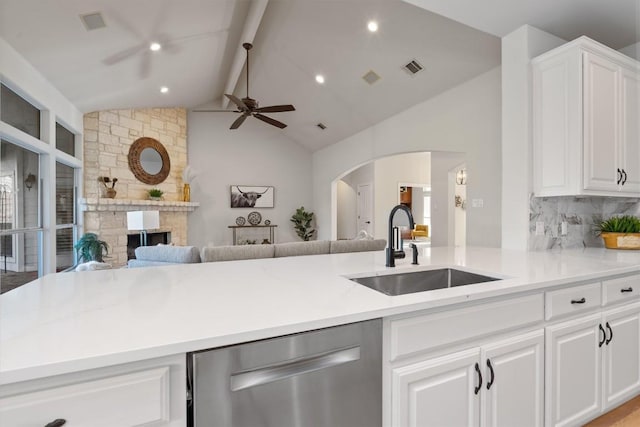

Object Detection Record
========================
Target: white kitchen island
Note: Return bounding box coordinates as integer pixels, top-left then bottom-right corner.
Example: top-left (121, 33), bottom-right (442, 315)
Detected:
top-left (1, 246), bottom-right (640, 426)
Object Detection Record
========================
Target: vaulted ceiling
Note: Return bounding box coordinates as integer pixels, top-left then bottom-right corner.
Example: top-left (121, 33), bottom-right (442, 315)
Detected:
top-left (1, 0), bottom-right (637, 151)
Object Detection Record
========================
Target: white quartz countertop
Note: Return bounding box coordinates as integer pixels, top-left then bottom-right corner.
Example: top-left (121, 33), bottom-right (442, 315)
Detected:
top-left (2, 246), bottom-right (640, 385)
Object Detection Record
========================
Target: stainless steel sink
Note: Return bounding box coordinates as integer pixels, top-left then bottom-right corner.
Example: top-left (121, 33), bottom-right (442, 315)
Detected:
top-left (349, 268), bottom-right (500, 296)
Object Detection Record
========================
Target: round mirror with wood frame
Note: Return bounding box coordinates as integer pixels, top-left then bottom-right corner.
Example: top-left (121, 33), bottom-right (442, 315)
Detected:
top-left (128, 137), bottom-right (171, 185)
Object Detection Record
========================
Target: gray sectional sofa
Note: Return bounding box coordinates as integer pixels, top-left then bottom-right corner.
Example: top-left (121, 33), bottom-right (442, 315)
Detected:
top-left (127, 239), bottom-right (387, 268)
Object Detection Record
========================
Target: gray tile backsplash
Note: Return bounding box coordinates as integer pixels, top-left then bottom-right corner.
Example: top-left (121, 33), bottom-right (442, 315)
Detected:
top-left (529, 195), bottom-right (640, 250)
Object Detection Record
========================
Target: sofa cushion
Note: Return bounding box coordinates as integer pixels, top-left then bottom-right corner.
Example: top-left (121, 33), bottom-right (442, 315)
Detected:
top-left (329, 239), bottom-right (387, 254)
top-left (201, 245), bottom-right (275, 262)
top-left (134, 245), bottom-right (201, 264)
top-left (273, 241), bottom-right (331, 258)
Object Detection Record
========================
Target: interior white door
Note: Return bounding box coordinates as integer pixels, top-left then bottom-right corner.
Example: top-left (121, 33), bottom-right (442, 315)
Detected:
top-left (602, 303), bottom-right (640, 411)
top-left (391, 348), bottom-right (481, 427)
top-left (482, 330), bottom-right (544, 427)
top-left (356, 183), bottom-right (373, 236)
top-left (546, 313), bottom-right (602, 427)
top-left (620, 65), bottom-right (640, 194)
top-left (583, 52), bottom-right (620, 192)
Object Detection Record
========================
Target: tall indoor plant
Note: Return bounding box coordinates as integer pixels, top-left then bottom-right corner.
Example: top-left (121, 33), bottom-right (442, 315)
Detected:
top-left (291, 206), bottom-right (316, 241)
top-left (74, 233), bottom-right (109, 262)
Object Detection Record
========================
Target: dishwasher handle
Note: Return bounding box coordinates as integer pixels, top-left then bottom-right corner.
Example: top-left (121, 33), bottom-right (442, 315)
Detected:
top-left (230, 346), bottom-right (361, 392)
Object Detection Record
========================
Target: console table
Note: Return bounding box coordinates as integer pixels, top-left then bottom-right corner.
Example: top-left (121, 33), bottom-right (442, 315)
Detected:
top-left (228, 225), bottom-right (277, 245)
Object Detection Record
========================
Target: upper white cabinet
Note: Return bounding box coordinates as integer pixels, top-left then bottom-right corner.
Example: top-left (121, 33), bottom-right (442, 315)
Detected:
top-left (533, 36), bottom-right (640, 197)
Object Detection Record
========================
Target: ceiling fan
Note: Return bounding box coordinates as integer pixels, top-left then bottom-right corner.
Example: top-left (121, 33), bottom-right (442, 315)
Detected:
top-left (194, 43), bottom-right (295, 129)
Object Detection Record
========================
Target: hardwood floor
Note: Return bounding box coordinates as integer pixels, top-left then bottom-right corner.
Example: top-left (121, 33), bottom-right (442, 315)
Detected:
top-left (585, 395), bottom-right (640, 427)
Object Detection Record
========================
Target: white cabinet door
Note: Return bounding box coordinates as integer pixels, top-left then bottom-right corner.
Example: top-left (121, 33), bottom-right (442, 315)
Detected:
top-left (602, 303), bottom-right (640, 410)
top-left (546, 313), bottom-right (602, 427)
top-left (620, 65), bottom-right (640, 194)
top-left (482, 331), bottom-right (544, 427)
top-left (391, 348), bottom-right (480, 427)
top-left (583, 52), bottom-right (620, 192)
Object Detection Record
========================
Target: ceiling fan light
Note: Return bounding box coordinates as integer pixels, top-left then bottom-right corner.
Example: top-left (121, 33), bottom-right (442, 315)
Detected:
top-left (149, 42), bottom-right (162, 51)
top-left (315, 74), bottom-right (325, 84)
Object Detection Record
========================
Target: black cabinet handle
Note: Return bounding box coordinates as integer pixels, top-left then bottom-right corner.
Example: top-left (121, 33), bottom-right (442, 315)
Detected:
top-left (474, 362), bottom-right (482, 395)
top-left (621, 287), bottom-right (633, 293)
top-left (44, 420), bottom-right (66, 427)
top-left (571, 298), bottom-right (586, 304)
top-left (599, 324), bottom-right (606, 347)
top-left (486, 359), bottom-right (495, 390)
top-left (606, 322), bottom-right (613, 345)
top-left (622, 169), bottom-right (628, 185)
top-left (617, 168), bottom-right (623, 185)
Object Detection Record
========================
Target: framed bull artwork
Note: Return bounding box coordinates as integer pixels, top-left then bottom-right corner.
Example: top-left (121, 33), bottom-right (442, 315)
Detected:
top-left (230, 185), bottom-right (275, 208)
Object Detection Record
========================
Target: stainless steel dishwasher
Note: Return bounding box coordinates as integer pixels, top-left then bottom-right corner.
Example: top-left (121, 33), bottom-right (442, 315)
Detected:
top-left (187, 319), bottom-right (382, 427)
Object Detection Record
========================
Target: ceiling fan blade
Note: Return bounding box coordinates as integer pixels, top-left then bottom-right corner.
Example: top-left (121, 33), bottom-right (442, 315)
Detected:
top-left (192, 109), bottom-right (240, 113)
top-left (254, 113), bottom-right (287, 129)
top-left (139, 51), bottom-right (151, 79)
top-left (254, 104), bottom-right (296, 113)
top-left (225, 94), bottom-right (248, 111)
top-left (102, 43), bottom-right (147, 65)
top-left (230, 114), bottom-right (250, 130)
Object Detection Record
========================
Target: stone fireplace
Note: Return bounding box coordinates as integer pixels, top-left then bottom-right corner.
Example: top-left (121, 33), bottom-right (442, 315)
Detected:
top-left (81, 108), bottom-right (198, 267)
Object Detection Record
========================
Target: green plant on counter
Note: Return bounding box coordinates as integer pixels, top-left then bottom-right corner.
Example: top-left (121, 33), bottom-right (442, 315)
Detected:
top-left (148, 188), bottom-right (164, 198)
top-left (595, 215), bottom-right (640, 235)
top-left (291, 206), bottom-right (316, 241)
top-left (74, 233), bottom-right (109, 263)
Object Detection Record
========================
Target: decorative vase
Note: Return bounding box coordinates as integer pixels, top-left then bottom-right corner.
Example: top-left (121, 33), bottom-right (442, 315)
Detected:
top-left (183, 183), bottom-right (191, 202)
top-left (105, 188), bottom-right (116, 199)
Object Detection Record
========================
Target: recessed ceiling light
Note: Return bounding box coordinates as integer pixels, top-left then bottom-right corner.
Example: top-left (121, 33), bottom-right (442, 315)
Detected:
top-left (150, 42), bottom-right (162, 51)
top-left (367, 21), bottom-right (378, 32)
top-left (160, 86), bottom-right (169, 94)
top-left (315, 74), bottom-right (325, 84)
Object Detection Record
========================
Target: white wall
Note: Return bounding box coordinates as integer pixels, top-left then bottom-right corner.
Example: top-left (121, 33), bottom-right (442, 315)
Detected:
top-left (338, 162), bottom-right (374, 239)
top-left (373, 152), bottom-right (430, 238)
top-left (500, 26), bottom-right (565, 250)
top-left (336, 180), bottom-right (356, 239)
top-left (187, 112), bottom-right (313, 247)
top-left (431, 152), bottom-right (465, 246)
top-left (313, 68), bottom-right (502, 247)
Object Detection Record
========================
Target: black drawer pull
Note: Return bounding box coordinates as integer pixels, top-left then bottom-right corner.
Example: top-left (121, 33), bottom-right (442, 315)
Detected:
top-left (44, 420), bottom-right (66, 427)
top-left (571, 298), bottom-right (586, 304)
top-left (474, 362), bottom-right (482, 395)
top-left (621, 287), bottom-right (633, 293)
top-left (599, 324), bottom-right (606, 347)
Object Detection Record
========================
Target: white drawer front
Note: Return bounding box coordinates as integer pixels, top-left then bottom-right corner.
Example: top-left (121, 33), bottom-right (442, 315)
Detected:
top-left (545, 282), bottom-right (601, 321)
top-left (603, 274), bottom-right (640, 306)
top-left (389, 293), bottom-right (544, 361)
top-left (0, 367), bottom-right (170, 427)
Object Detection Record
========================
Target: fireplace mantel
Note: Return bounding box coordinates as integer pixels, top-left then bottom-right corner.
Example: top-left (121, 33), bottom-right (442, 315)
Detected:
top-left (79, 198), bottom-right (199, 212)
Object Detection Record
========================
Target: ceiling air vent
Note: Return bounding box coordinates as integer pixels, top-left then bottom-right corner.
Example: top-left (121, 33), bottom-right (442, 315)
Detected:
top-left (403, 59), bottom-right (424, 75)
top-left (362, 70), bottom-right (381, 85)
top-left (80, 12), bottom-right (106, 31)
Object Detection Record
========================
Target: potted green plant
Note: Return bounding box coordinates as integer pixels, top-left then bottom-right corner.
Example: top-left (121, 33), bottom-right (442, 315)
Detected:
top-left (291, 206), bottom-right (316, 241)
top-left (148, 188), bottom-right (164, 201)
top-left (74, 233), bottom-right (109, 263)
top-left (595, 215), bottom-right (640, 249)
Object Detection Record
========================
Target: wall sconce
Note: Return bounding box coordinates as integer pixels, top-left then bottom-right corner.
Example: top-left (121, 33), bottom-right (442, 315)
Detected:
top-left (455, 169), bottom-right (467, 185)
top-left (24, 173), bottom-right (36, 191)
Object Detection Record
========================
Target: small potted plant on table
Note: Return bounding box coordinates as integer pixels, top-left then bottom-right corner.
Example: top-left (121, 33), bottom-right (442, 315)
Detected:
top-left (596, 215), bottom-right (640, 249)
